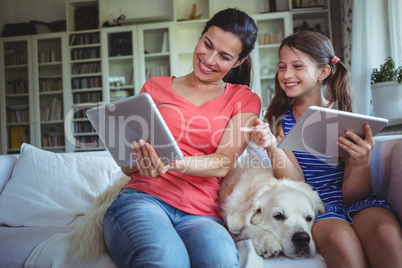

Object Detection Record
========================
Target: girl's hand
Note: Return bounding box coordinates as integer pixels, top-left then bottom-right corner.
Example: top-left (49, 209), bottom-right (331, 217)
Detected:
top-left (337, 124), bottom-right (374, 166)
top-left (132, 139), bottom-right (178, 177)
top-left (239, 118), bottom-right (278, 148)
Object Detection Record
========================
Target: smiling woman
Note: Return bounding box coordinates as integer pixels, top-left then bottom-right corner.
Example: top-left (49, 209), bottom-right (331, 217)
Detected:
top-left (104, 8), bottom-right (262, 268)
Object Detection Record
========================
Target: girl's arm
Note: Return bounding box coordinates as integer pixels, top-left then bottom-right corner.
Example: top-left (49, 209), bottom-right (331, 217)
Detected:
top-left (338, 124), bottom-right (374, 207)
top-left (133, 112), bottom-right (258, 178)
top-left (241, 118), bottom-right (305, 181)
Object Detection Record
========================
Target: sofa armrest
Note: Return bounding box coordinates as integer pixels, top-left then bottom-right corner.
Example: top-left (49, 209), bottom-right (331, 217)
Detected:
top-left (371, 135), bottom-right (402, 221)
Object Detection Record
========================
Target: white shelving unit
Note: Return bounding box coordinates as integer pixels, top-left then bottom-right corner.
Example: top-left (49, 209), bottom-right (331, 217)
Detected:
top-left (0, 36), bottom-right (34, 154)
top-left (252, 11), bottom-right (293, 109)
top-left (0, 0), bottom-right (332, 154)
top-left (0, 33), bottom-right (71, 154)
top-left (67, 29), bottom-right (104, 152)
top-left (137, 22), bottom-right (173, 85)
top-left (32, 32), bottom-right (68, 152)
top-left (101, 26), bottom-right (138, 103)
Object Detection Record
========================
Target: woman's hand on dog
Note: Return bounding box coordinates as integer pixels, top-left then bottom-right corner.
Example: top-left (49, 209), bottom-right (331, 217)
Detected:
top-left (132, 139), bottom-right (178, 177)
top-left (239, 118), bottom-right (278, 148)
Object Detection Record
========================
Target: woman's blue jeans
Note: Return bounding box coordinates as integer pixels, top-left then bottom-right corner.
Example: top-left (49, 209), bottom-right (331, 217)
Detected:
top-left (104, 188), bottom-right (239, 268)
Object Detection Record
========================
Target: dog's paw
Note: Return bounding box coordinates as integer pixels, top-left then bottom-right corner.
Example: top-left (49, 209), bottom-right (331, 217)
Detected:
top-left (226, 214), bottom-right (245, 234)
top-left (252, 232), bottom-right (282, 259)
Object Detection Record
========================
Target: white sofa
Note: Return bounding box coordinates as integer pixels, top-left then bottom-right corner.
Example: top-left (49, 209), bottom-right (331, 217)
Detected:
top-left (0, 135), bottom-right (401, 268)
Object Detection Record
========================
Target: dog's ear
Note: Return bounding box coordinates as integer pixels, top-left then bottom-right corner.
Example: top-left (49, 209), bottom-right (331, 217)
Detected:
top-left (250, 207), bottom-right (263, 225)
top-left (226, 199), bottom-right (255, 234)
top-left (296, 181), bottom-right (326, 214)
top-left (248, 192), bottom-right (269, 225)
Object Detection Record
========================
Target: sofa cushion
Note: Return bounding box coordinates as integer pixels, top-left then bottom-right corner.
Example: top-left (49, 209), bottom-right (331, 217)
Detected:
top-left (0, 155), bottom-right (18, 195)
top-left (0, 143), bottom-right (120, 227)
top-left (0, 226), bottom-right (73, 268)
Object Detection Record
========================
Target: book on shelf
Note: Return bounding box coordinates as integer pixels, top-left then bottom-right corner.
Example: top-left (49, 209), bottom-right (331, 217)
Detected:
top-left (4, 51), bottom-right (28, 65)
top-left (42, 128), bottom-right (65, 147)
top-left (6, 79), bottom-right (28, 94)
top-left (145, 65), bottom-right (169, 79)
top-left (7, 104), bottom-right (29, 123)
top-left (161, 31), bottom-right (169, 53)
top-left (74, 121), bottom-right (96, 133)
top-left (71, 47), bottom-right (100, 60)
top-left (9, 126), bottom-right (28, 149)
top-left (71, 62), bottom-right (101, 74)
top-left (38, 50), bottom-right (61, 63)
top-left (73, 91), bottom-right (102, 104)
top-left (75, 136), bottom-right (101, 149)
top-left (40, 97), bottom-right (62, 121)
top-left (39, 78), bottom-right (62, 92)
top-left (70, 33), bottom-right (100, 46)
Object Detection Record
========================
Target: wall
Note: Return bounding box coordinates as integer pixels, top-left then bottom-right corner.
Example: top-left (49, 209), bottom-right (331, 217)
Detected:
top-left (0, 0), bottom-right (66, 35)
top-left (99, 0), bottom-right (173, 25)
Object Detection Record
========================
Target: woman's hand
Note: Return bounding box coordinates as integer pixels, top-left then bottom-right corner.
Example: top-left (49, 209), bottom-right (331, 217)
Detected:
top-left (132, 139), bottom-right (178, 177)
top-left (239, 118), bottom-right (278, 148)
top-left (337, 124), bottom-right (374, 166)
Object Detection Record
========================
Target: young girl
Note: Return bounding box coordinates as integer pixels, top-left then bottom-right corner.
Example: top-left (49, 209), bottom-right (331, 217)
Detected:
top-left (103, 8), bottom-right (260, 268)
top-left (242, 31), bottom-right (402, 267)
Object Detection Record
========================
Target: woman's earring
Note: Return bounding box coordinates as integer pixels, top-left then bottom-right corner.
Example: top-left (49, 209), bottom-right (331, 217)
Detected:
top-left (318, 80), bottom-right (322, 84)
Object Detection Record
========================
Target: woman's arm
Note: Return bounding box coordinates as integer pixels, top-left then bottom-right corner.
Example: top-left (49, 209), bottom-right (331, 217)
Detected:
top-left (338, 124), bottom-right (374, 207)
top-left (240, 118), bottom-right (305, 181)
top-left (121, 165), bottom-right (139, 176)
top-left (133, 112), bottom-right (258, 178)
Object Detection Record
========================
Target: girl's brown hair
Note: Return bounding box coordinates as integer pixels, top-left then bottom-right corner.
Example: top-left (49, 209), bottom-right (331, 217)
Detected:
top-left (265, 31), bottom-right (353, 131)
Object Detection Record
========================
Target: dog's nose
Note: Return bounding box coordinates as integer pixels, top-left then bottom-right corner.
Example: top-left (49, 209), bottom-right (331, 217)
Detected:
top-left (292, 232), bottom-right (310, 246)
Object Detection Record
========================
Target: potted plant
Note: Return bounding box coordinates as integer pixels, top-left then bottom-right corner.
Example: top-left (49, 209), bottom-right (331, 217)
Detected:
top-left (371, 57), bottom-right (402, 120)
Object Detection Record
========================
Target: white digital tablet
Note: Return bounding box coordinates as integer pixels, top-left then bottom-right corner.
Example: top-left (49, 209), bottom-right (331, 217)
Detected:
top-left (86, 93), bottom-right (183, 167)
top-left (277, 106), bottom-right (389, 157)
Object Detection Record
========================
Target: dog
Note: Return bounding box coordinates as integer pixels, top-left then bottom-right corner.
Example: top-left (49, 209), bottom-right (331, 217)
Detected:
top-left (219, 164), bottom-right (325, 259)
top-left (68, 175), bottom-right (130, 263)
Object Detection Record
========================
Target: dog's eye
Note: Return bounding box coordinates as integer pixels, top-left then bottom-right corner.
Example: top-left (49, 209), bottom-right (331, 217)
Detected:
top-left (273, 212), bottom-right (285, 221)
top-left (305, 216), bottom-right (313, 222)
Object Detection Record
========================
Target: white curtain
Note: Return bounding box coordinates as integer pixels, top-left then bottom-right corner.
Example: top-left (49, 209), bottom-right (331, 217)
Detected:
top-left (347, 0), bottom-right (402, 115)
top-left (388, 0), bottom-right (402, 65)
top-left (350, 0), bottom-right (373, 115)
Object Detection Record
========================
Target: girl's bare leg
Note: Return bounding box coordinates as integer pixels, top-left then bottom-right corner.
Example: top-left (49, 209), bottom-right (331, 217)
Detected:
top-left (352, 207), bottom-right (402, 268)
top-left (312, 218), bottom-right (368, 268)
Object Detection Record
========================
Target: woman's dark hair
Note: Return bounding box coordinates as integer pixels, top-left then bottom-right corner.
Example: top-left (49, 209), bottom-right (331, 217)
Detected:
top-left (201, 8), bottom-right (258, 87)
top-left (266, 31), bottom-right (353, 130)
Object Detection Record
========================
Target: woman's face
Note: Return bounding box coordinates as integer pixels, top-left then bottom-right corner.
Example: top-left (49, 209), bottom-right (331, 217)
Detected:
top-left (277, 45), bottom-right (323, 99)
top-left (193, 26), bottom-right (245, 84)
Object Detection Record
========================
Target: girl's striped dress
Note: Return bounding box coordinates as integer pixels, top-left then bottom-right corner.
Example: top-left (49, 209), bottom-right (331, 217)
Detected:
top-left (282, 108), bottom-right (395, 224)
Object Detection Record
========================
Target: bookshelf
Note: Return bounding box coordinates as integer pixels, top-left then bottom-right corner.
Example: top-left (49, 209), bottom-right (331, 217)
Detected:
top-left (101, 26), bottom-right (138, 103)
top-left (32, 33), bottom-right (68, 152)
top-left (0, 36), bottom-right (34, 154)
top-left (252, 12), bottom-right (293, 109)
top-left (138, 22), bottom-right (173, 84)
top-left (67, 29), bottom-right (104, 152)
top-left (0, 0), bottom-right (333, 154)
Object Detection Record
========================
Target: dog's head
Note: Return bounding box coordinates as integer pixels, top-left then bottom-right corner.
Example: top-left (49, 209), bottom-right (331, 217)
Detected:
top-left (249, 179), bottom-right (325, 258)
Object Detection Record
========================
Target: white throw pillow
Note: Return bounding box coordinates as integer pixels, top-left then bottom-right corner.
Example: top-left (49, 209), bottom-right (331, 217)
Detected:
top-left (0, 143), bottom-right (120, 227)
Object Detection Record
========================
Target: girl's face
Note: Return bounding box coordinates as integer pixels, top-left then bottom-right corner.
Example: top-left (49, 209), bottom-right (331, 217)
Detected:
top-left (193, 26), bottom-right (245, 84)
top-left (277, 45), bottom-right (324, 99)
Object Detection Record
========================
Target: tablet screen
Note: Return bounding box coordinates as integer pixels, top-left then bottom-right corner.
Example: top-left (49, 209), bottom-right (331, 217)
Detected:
top-left (86, 93), bottom-right (184, 167)
top-left (278, 106), bottom-right (388, 157)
